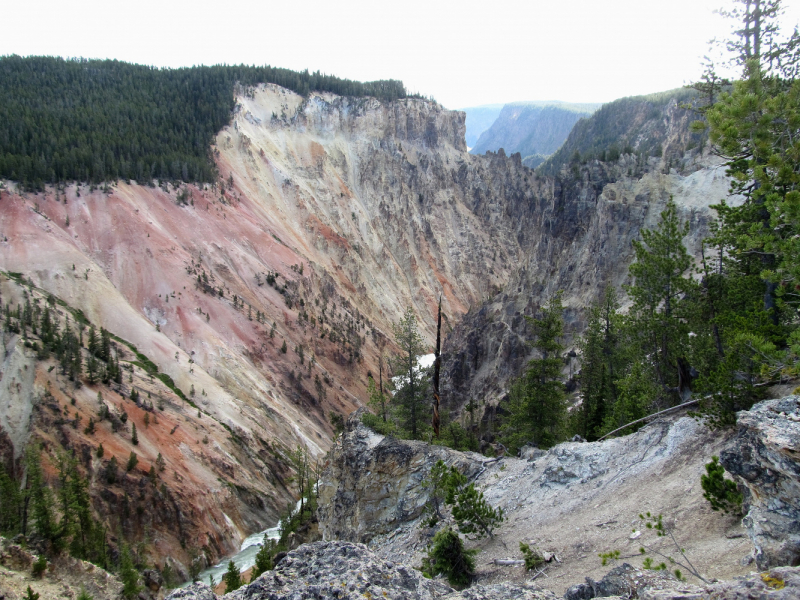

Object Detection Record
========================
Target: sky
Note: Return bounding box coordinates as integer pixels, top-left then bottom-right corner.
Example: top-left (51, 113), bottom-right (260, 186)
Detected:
top-left (4, 0), bottom-right (800, 109)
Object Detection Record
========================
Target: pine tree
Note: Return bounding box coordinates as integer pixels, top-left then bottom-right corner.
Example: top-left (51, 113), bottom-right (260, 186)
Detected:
top-left (222, 560), bottom-right (242, 592)
top-left (701, 456), bottom-right (742, 514)
top-left (626, 197), bottom-right (696, 407)
top-left (389, 307), bottom-right (429, 439)
top-left (687, 0), bottom-right (800, 395)
top-left (87, 325), bottom-right (99, 357)
top-left (131, 423), bottom-right (138, 446)
top-left (501, 293), bottom-right (567, 452)
top-left (126, 452), bottom-right (138, 472)
top-left (574, 288), bottom-right (624, 440)
top-left (26, 447), bottom-right (57, 545)
top-left (119, 544), bottom-right (141, 600)
top-left (250, 537), bottom-right (277, 580)
top-left (422, 528), bottom-right (476, 588)
top-left (444, 467), bottom-right (504, 540)
top-left (0, 463), bottom-right (21, 535)
top-left (105, 456), bottom-right (117, 484)
top-left (420, 460), bottom-right (450, 521)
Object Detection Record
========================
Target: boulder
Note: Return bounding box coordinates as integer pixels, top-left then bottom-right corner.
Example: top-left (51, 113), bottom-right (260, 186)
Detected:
top-left (720, 396), bottom-right (800, 569)
top-left (640, 565), bottom-right (800, 599)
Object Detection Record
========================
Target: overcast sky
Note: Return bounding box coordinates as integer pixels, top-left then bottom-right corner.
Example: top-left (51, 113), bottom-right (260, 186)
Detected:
top-left (4, 0), bottom-right (800, 109)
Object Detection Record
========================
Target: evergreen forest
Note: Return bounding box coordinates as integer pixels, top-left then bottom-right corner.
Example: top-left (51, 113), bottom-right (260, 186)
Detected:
top-left (0, 56), bottom-right (411, 189)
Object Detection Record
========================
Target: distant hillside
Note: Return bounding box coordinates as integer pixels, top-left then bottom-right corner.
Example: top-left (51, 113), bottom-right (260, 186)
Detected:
top-left (459, 104), bottom-right (504, 148)
top-left (470, 101), bottom-right (600, 164)
top-left (540, 88), bottom-right (702, 175)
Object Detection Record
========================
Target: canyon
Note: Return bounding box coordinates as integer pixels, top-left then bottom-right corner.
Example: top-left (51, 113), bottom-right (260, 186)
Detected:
top-left (0, 82), bottom-right (738, 574)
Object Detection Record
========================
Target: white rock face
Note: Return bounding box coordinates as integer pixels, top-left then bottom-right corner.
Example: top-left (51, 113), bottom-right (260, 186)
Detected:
top-left (0, 334), bottom-right (37, 456)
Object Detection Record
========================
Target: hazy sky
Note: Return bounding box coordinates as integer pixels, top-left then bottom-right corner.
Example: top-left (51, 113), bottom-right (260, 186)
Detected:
top-left (4, 0), bottom-right (800, 109)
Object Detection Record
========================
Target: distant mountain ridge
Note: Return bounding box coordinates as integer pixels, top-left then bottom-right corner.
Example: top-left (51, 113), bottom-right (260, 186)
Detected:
top-left (470, 101), bottom-right (600, 166)
top-left (539, 88), bottom-right (700, 175)
top-left (459, 104), bottom-right (504, 148)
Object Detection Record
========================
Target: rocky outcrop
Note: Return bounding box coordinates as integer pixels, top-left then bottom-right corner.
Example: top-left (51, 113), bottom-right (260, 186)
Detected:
top-left (720, 396), bottom-right (800, 569)
top-left (0, 536), bottom-right (123, 600)
top-left (167, 541), bottom-right (558, 600)
top-left (317, 410), bottom-right (484, 543)
top-left (166, 543), bottom-right (800, 600)
top-left (692, 565), bottom-right (800, 599)
top-left (320, 410), bottom-right (759, 590)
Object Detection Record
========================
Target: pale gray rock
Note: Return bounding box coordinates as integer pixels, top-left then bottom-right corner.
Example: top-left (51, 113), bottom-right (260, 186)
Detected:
top-left (639, 565), bottom-right (800, 599)
top-left (317, 410), bottom-right (485, 543)
top-left (441, 581), bottom-right (559, 600)
top-left (720, 396), bottom-right (800, 569)
top-left (165, 583), bottom-right (217, 600)
top-left (564, 563), bottom-right (683, 600)
top-left (163, 541), bottom-right (558, 600)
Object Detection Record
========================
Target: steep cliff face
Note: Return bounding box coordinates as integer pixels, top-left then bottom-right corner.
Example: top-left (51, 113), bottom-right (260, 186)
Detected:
top-left (442, 106), bottom-right (731, 420)
top-left (316, 410), bottom-right (484, 543)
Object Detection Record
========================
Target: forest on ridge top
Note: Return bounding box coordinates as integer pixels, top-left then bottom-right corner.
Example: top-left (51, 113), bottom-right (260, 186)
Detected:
top-left (0, 56), bottom-right (412, 189)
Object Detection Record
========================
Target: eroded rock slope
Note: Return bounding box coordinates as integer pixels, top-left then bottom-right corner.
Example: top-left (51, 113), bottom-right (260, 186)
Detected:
top-left (0, 84), bottom-right (736, 566)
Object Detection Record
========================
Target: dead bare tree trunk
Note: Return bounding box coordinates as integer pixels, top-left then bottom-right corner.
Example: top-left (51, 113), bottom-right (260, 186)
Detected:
top-left (432, 295), bottom-right (442, 438)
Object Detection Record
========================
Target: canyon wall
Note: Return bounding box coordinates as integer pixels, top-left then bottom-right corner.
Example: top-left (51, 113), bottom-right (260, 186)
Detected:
top-left (0, 84), bottom-right (732, 566)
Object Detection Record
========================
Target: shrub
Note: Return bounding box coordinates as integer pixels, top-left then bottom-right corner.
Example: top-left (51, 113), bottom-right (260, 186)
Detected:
top-left (77, 587), bottom-right (93, 600)
top-left (701, 456), bottom-right (742, 514)
top-left (31, 555), bottom-right (47, 578)
top-left (361, 412), bottom-right (396, 436)
top-left (422, 527), bottom-right (476, 588)
top-left (519, 542), bottom-right (544, 570)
